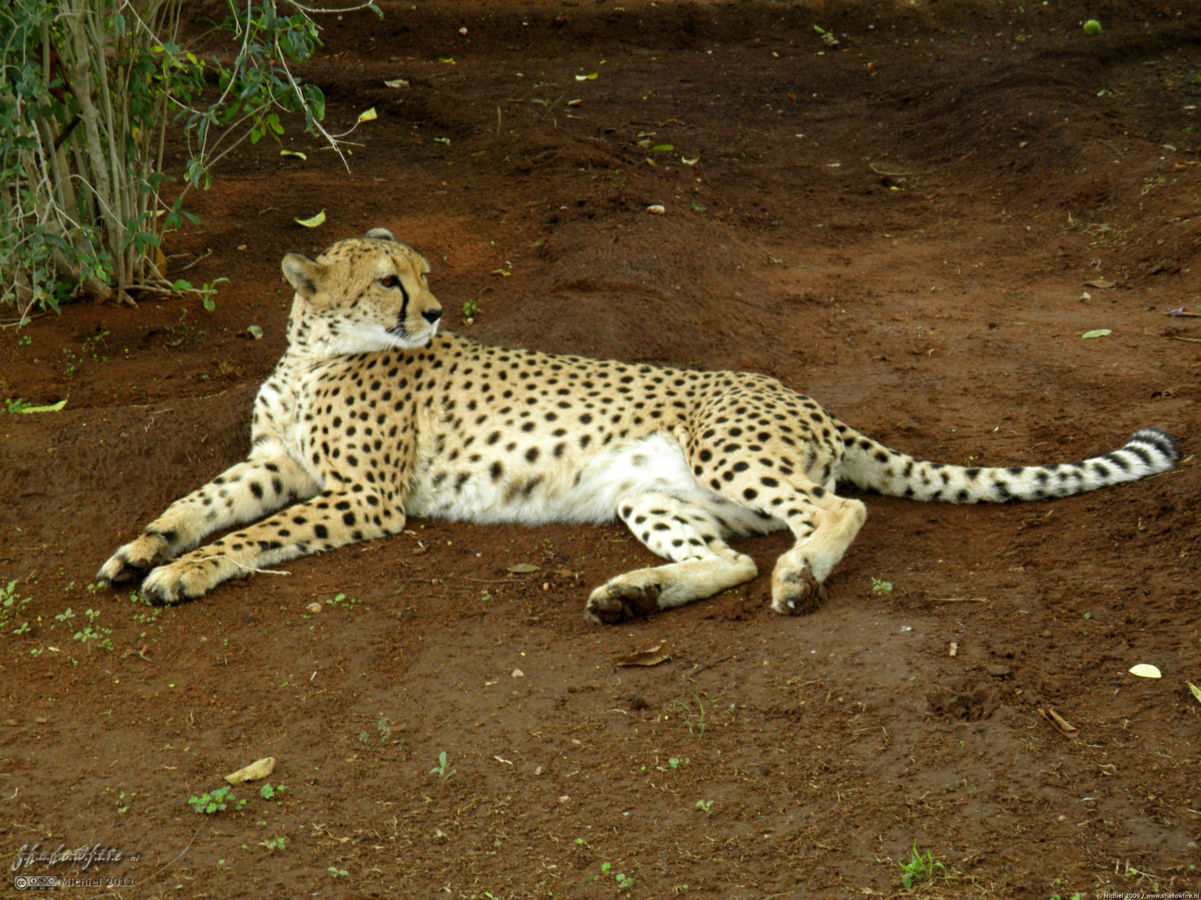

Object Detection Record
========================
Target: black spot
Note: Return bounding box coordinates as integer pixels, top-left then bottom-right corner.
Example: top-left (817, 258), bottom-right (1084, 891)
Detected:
top-left (314, 524), bottom-right (329, 540)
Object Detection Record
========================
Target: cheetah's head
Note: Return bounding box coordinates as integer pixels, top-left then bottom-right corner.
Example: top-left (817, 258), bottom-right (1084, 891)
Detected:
top-left (281, 228), bottom-right (443, 355)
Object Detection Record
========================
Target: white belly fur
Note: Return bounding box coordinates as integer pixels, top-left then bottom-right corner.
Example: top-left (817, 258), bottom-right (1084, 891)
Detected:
top-left (406, 432), bottom-right (784, 535)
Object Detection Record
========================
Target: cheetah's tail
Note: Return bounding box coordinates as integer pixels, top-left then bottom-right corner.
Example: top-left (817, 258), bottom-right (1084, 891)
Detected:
top-left (831, 422), bottom-right (1179, 504)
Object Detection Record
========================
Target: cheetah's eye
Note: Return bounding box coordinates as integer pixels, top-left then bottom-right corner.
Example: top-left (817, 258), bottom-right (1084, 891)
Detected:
top-left (377, 275), bottom-right (401, 289)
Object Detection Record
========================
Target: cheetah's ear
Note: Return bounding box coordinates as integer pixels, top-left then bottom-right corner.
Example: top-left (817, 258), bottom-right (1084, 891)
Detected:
top-left (282, 253), bottom-right (323, 300)
top-left (365, 227), bottom-right (398, 242)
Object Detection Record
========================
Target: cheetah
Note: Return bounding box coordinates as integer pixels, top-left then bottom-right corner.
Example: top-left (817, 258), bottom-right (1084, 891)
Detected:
top-left (98, 229), bottom-right (1180, 622)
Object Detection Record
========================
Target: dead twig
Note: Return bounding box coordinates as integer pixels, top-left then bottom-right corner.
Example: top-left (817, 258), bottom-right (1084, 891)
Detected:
top-left (1037, 706), bottom-right (1078, 737)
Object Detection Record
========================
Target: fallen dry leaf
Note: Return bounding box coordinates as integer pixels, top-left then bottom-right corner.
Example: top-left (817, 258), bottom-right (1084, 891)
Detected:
top-left (612, 642), bottom-right (673, 668)
top-left (225, 756), bottom-right (277, 785)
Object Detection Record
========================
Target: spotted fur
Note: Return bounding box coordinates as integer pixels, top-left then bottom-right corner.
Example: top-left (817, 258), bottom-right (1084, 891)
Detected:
top-left (98, 231), bottom-right (1180, 620)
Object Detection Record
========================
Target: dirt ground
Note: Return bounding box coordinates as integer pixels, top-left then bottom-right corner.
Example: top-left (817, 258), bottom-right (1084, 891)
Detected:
top-left (2, 1), bottom-right (1200, 897)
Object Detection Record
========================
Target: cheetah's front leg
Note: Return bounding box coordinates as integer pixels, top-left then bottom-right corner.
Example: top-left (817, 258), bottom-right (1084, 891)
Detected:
top-left (98, 452), bottom-right (319, 587)
top-left (139, 489), bottom-right (404, 603)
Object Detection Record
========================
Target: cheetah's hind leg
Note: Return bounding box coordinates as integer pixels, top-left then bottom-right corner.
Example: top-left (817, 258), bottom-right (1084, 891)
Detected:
top-left (584, 491), bottom-right (758, 624)
top-left (766, 487), bottom-right (866, 615)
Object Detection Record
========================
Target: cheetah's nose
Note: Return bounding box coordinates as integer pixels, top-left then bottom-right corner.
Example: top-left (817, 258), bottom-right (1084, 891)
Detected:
top-left (422, 308), bottom-right (442, 324)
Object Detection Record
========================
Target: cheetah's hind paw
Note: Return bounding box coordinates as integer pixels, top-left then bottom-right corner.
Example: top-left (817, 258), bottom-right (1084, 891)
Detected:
top-left (584, 579), bottom-right (663, 625)
top-left (769, 567), bottom-right (829, 616)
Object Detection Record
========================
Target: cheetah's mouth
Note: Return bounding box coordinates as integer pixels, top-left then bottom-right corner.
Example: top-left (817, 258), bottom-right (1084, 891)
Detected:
top-left (387, 319), bottom-right (437, 349)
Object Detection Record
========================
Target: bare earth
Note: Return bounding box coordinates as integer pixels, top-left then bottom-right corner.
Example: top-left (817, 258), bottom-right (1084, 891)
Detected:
top-left (1, 2), bottom-right (1199, 897)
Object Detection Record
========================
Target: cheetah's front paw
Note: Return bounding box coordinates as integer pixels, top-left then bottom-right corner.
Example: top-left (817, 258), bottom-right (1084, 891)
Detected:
top-left (140, 560), bottom-right (216, 605)
top-left (584, 578), bottom-right (663, 625)
top-left (97, 533), bottom-right (171, 586)
top-left (770, 566), bottom-right (828, 616)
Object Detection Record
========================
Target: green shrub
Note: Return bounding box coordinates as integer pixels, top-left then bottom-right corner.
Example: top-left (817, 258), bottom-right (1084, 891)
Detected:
top-left (0, 0), bottom-right (379, 318)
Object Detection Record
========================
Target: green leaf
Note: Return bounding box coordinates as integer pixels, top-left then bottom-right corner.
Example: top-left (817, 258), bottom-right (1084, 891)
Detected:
top-left (1081, 329), bottom-right (1112, 339)
top-left (294, 210), bottom-right (327, 228)
top-left (17, 399), bottom-right (67, 414)
top-left (1188, 682), bottom-right (1201, 704)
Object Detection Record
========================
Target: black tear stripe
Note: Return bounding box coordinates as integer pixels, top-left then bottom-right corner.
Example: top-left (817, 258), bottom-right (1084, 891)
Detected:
top-left (397, 285), bottom-right (410, 330)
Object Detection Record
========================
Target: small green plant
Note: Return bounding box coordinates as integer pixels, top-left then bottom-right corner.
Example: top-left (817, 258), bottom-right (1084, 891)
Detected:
top-left (429, 750), bottom-right (456, 781)
top-left (871, 577), bottom-right (894, 595)
top-left (188, 786), bottom-right (245, 816)
top-left (2, 398), bottom-right (31, 414)
top-left (462, 300), bottom-right (481, 323)
top-left (0, 579), bottom-right (32, 632)
top-left (326, 592), bottom-right (360, 610)
top-left (173, 277), bottom-right (230, 313)
top-left (599, 862), bottom-right (635, 893)
top-left (72, 608), bottom-right (114, 650)
top-left (667, 757), bottom-right (689, 770)
top-left (328, 866), bottom-right (349, 878)
top-left (668, 692), bottom-right (708, 737)
top-left (115, 791), bottom-right (133, 815)
top-left (259, 783), bottom-right (286, 801)
top-left (359, 713), bottom-right (395, 744)
top-left (899, 843), bottom-right (947, 889)
top-left (259, 836), bottom-right (287, 852)
top-left (695, 799), bottom-right (714, 816)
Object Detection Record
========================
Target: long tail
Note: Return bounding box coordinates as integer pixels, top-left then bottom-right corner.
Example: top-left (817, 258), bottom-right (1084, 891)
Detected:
top-left (833, 423), bottom-right (1178, 503)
